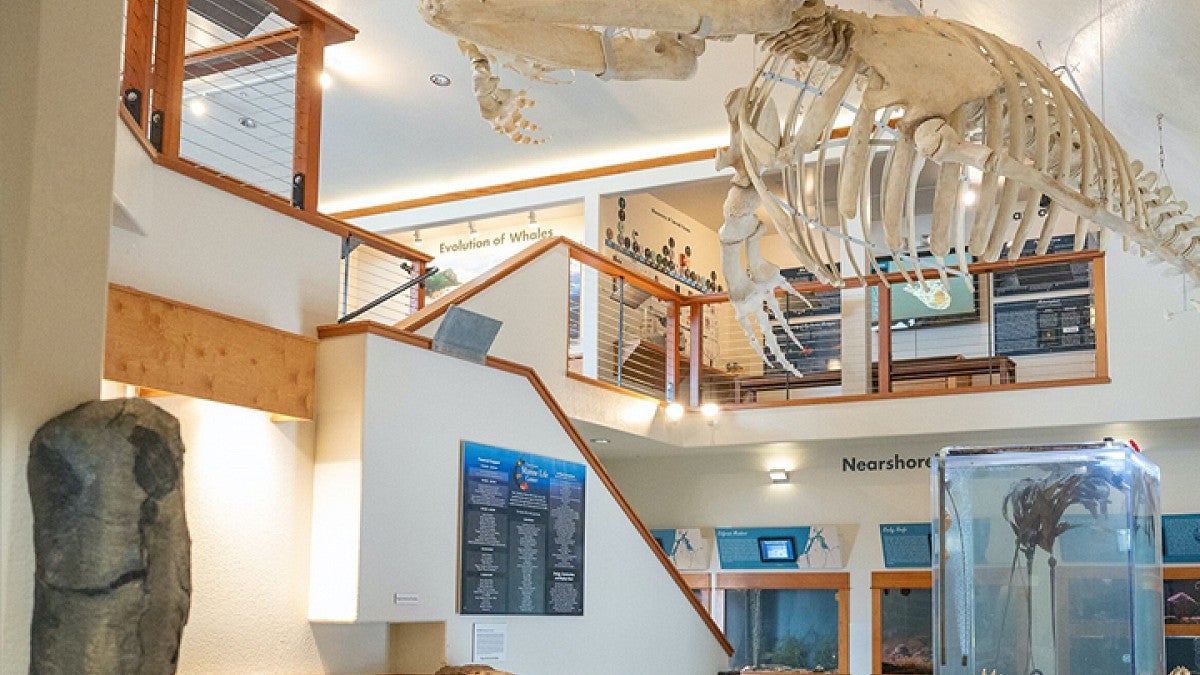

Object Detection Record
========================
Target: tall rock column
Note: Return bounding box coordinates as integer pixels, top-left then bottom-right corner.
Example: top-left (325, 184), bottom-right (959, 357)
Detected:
top-left (27, 398), bottom-right (191, 674)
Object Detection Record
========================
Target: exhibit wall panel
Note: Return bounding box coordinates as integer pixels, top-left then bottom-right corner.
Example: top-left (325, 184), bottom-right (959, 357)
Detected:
top-left (109, 122), bottom-right (342, 336)
top-left (414, 247), bottom-right (572, 382)
top-left (604, 420), bottom-right (1200, 675)
top-left (354, 334), bottom-right (729, 674)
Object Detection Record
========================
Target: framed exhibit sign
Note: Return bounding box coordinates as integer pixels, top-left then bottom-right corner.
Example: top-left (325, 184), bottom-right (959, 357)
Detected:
top-left (1164, 514), bottom-right (1200, 564)
top-left (715, 526), bottom-right (842, 569)
top-left (880, 523), bottom-right (933, 569)
top-left (459, 441), bottom-right (586, 616)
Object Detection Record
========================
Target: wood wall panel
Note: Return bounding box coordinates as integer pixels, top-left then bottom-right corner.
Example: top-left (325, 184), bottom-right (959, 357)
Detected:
top-left (105, 284), bottom-right (317, 419)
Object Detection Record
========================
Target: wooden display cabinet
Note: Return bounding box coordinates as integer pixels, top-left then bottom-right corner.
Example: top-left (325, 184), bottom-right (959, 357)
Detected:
top-left (715, 572), bottom-right (850, 675)
top-left (872, 570), bottom-right (933, 675)
top-left (1165, 566), bottom-right (1200, 673)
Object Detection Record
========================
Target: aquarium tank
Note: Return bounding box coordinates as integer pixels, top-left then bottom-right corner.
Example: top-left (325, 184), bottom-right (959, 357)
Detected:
top-left (880, 586), bottom-right (934, 674)
top-left (725, 588), bottom-right (841, 672)
top-left (932, 441), bottom-right (1164, 675)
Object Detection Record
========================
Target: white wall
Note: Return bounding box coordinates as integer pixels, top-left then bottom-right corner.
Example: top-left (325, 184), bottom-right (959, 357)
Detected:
top-left (131, 395), bottom-right (390, 674)
top-left (604, 420), bottom-right (1200, 675)
top-left (1, 1), bottom-right (122, 671)
top-left (310, 332), bottom-right (730, 674)
top-left (109, 124), bottom-right (343, 335)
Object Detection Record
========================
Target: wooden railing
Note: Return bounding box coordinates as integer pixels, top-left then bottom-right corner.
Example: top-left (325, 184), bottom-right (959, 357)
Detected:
top-left (120, 0), bottom-right (353, 213)
top-left (398, 237), bottom-right (1108, 410)
top-left (118, 0), bottom-right (431, 314)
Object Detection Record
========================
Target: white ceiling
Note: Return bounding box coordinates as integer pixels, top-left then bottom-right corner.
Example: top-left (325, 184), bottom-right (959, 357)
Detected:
top-left (314, 0), bottom-right (1200, 225)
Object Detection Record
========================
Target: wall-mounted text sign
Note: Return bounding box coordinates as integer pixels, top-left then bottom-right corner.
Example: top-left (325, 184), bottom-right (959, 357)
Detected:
top-left (715, 526), bottom-right (843, 570)
top-left (880, 523), bottom-right (932, 568)
top-left (1163, 514), bottom-right (1200, 564)
top-left (459, 441), bottom-right (586, 616)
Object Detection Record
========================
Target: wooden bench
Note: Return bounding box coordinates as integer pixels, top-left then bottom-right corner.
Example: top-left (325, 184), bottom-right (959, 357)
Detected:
top-left (732, 354), bottom-right (1017, 402)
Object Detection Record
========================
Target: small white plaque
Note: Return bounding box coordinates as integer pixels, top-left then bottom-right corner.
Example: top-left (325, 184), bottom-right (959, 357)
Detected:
top-left (472, 623), bottom-right (507, 662)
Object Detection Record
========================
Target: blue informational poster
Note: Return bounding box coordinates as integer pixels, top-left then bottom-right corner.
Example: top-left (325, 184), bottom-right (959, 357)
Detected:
top-left (716, 527), bottom-right (833, 569)
top-left (880, 523), bottom-right (932, 568)
top-left (1163, 514), bottom-right (1200, 563)
top-left (459, 441), bottom-right (587, 616)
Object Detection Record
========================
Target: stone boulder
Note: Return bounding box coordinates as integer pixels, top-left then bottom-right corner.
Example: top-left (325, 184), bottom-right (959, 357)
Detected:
top-left (28, 398), bottom-right (191, 674)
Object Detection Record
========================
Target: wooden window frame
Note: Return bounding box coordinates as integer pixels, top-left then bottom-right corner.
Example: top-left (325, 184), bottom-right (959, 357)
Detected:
top-left (871, 569), bottom-right (934, 675)
top-left (715, 571), bottom-right (851, 674)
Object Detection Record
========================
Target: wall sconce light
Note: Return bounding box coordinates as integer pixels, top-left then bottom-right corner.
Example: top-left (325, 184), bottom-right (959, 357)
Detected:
top-left (665, 402), bottom-right (684, 421)
top-left (769, 469), bottom-right (790, 484)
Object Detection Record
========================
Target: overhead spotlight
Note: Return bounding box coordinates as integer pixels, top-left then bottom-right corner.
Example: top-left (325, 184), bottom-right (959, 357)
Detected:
top-left (962, 190), bottom-right (978, 206)
top-left (238, 116), bottom-right (257, 129)
top-left (769, 469), bottom-right (790, 484)
top-left (528, 210), bottom-right (537, 226)
top-left (665, 402), bottom-right (684, 421)
top-left (429, 73), bottom-right (452, 87)
top-left (467, 220), bottom-right (478, 237)
top-left (700, 402), bottom-right (719, 419)
top-left (413, 229), bottom-right (423, 243)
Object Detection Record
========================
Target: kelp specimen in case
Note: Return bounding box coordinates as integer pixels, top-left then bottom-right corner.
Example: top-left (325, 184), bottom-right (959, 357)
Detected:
top-left (999, 472), bottom-right (1113, 675)
top-left (935, 443), bottom-right (1165, 675)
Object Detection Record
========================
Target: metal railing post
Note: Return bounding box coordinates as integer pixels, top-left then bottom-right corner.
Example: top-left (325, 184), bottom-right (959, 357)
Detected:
top-left (616, 278), bottom-right (625, 388)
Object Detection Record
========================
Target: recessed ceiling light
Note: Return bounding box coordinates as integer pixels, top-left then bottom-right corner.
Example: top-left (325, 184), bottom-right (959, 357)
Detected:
top-left (429, 73), bottom-right (452, 87)
top-left (238, 116), bottom-right (257, 129)
top-left (589, 438), bottom-right (611, 444)
top-left (187, 97), bottom-right (208, 117)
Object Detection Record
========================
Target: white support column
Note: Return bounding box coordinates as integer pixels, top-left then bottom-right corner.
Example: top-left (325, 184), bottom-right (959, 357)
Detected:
top-left (839, 214), bottom-right (874, 395)
top-left (0, 0), bottom-right (123, 670)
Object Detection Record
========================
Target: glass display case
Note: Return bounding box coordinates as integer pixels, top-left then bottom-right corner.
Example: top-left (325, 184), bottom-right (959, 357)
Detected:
top-left (1165, 566), bottom-right (1200, 673)
top-left (717, 572), bottom-right (849, 674)
top-left (873, 571), bottom-right (934, 674)
top-left (932, 441), bottom-right (1164, 675)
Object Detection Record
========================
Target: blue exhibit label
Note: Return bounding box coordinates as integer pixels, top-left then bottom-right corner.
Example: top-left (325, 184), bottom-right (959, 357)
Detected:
top-left (1164, 514), bottom-right (1200, 563)
top-left (880, 523), bottom-right (932, 568)
top-left (716, 527), bottom-right (814, 569)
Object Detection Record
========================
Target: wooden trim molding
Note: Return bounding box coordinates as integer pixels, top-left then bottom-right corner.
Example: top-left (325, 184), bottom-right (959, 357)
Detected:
top-left (330, 149), bottom-right (720, 220)
top-left (183, 27), bottom-right (301, 80)
top-left (871, 570), bottom-right (933, 674)
top-left (153, 154), bottom-right (431, 262)
top-left (1092, 255), bottom-right (1109, 380)
top-left (871, 570), bottom-right (932, 590)
top-left (105, 284), bottom-right (317, 419)
top-left (268, 0), bottom-right (357, 45)
top-left (327, 121), bottom-right (900, 220)
top-left (397, 236), bottom-right (690, 334)
top-left (715, 571), bottom-right (850, 590)
top-left (396, 236), bottom-right (565, 332)
top-left (119, 106), bottom-right (159, 159)
top-left (564, 371), bottom-right (668, 405)
top-left (317, 321), bottom-right (733, 656)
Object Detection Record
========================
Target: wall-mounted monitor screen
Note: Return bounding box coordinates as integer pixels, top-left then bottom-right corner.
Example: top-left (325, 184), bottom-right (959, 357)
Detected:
top-left (758, 536), bottom-right (798, 563)
top-left (872, 252), bottom-right (980, 329)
